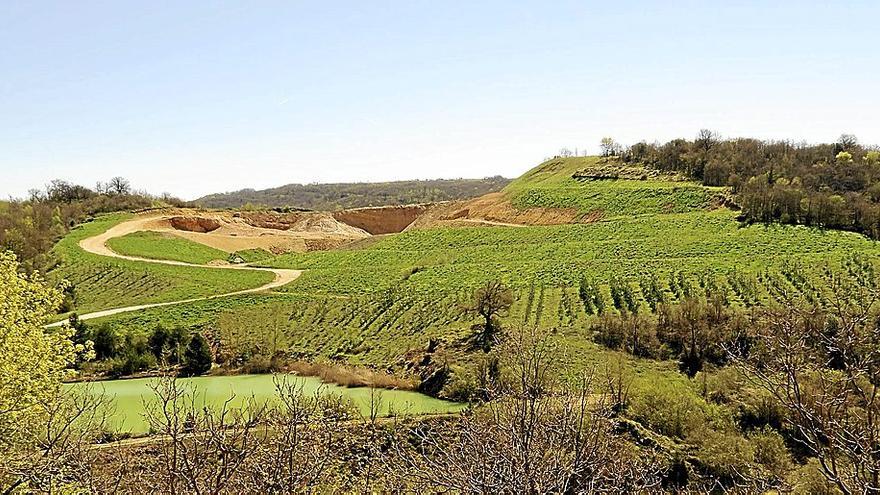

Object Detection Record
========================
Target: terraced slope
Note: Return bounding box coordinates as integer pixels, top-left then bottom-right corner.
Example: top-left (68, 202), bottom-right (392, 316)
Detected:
top-left (49, 214), bottom-right (288, 318)
top-left (65, 158), bottom-right (880, 376)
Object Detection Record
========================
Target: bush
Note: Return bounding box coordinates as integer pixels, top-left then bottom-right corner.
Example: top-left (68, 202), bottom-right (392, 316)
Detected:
top-left (108, 350), bottom-right (156, 377)
top-left (592, 312), bottom-right (659, 358)
top-left (90, 325), bottom-right (120, 360)
top-left (693, 429), bottom-right (757, 486)
top-left (628, 379), bottom-right (725, 439)
top-left (181, 333), bottom-right (212, 376)
top-left (787, 459), bottom-right (842, 495)
top-left (750, 427), bottom-right (792, 480)
top-left (440, 366), bottom-right (478, 402)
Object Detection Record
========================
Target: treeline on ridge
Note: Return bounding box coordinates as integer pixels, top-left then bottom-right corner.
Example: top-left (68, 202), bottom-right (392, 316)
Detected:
top-left (619, 132), bottom-right (880, 237)
top-left (194, 176), bottom-right (511, 210)
top-left (0, 178), bottom-right (185, 273)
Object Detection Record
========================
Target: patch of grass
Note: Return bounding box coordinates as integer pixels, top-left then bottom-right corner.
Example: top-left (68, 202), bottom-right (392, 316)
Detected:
top-left (107, 231), bottom-right (229, 264)
top-left (234, 248), bottom-right (275, 264)
top-left (49, 214), bottom-right (275, 316)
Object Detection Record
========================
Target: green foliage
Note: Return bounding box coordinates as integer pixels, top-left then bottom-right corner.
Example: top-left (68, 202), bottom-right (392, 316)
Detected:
top-left (0, 178), bottom-right (181, 273)
top-left (148, 324), bottom-right (188, 363)
top-left (107, 231), bottom-right (229, 264)
top-left (623, 135), bottom-right (880, 239)
top-left (232, 248), bottom-right (274, 264)
top-left (787, 459), bottom-right (843, 495)
top-left (263, 208), bottom-right (880, 302)
top-left (0, 251), bottom-right (78, 452)
top-left (609, 277), bottom-right (638, 313)
top-left (578, 277), bottom-right (605, 315)
top-left (628, 378), bottom-right (728, 439)
top-left (181, 333), bottom-right (213, 376)
top-left (196, 176), bottom-right (511, 209)
top-left (90, 325), bottom-right (120, 360)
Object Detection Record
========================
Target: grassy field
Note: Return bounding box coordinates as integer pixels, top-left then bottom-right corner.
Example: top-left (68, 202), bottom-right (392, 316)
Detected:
top-left (49, 214), bottom-right (275, 316)
top-left (106, 231), bottom-right (230, 264)
top-left (58, 157), bottom-right (880, 388)
top-left (502, 157), bottom-right (723, 217)
top-left (261, 208), bottom-right (879, 302)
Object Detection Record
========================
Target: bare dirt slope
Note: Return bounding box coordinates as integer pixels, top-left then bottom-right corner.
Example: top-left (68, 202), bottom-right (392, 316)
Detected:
top-left (149, 210), bottom-right (371, 253)
top-left (333, 204), bottom-right (430, 234)
top-left (406, 192), bottom-right (581, 230)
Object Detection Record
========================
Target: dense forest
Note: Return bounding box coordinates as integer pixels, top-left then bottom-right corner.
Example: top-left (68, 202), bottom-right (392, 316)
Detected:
top-left (0, 178), bottom-right (183, 273)
top-left (620, 132), bottom-right (880, 238)
top-left (195, 176), bottom-right (511, 210)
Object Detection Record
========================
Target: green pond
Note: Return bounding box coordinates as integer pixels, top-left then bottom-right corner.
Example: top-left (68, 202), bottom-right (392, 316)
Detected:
top-left (67, 374), bottom-right (466, 434)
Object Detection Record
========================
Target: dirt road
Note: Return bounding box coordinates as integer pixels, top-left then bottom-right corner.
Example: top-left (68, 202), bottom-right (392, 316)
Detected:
top-left (46, 215), bottom-right (301, 327)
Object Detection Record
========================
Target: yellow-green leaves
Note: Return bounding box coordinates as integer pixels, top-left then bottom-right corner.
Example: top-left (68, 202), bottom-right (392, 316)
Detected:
top-left (0, 251), bottom-right (76, 451)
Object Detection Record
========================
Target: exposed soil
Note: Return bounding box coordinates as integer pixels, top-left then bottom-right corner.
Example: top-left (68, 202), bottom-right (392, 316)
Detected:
top-left (333, 204), bottom-right (430, 234)
top-left (169, 216), bottom-right (221, 233)
top-left (239, 211), bottom-right (368, 236)
top-left (96, 188), bottom-right (594, 261)
top-left (153, 210), bottom-right (370, 253)
top-left (407, 192), bottom-right (586, 230)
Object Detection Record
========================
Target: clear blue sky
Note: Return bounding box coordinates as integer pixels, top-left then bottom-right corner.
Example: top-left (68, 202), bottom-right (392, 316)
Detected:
top-left (2, 1), bottom-right (878, 200)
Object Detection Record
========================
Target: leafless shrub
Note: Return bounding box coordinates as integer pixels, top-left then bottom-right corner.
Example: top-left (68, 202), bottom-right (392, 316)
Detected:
top-left (387, 326), bottom-right (662, 493)
top-left (0, 385), bottom-right (118, 493)
top-left (729, 256), bottom-right (880, 494)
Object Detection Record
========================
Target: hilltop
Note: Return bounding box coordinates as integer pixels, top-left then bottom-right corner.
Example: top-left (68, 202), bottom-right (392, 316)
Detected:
top-left (195, 176), bottom-right (511, 210)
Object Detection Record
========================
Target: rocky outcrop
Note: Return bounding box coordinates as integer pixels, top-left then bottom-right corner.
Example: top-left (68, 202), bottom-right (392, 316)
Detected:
top-left (169, 216), bottom-right (222, 233)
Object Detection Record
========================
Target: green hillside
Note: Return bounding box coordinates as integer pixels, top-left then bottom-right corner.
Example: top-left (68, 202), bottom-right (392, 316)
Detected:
top-left (50, 156), bottom-right (880, 488)
top-left (69, 158), bottom-right (880, 375)
top-left (49, 214), bottom-right (274, 316)
top-left (502, 156), bottom-right (723, 218)
top-left (196, 176), bottom-right (511, 209)
top-left (107, 231), bottom-right (230, 265)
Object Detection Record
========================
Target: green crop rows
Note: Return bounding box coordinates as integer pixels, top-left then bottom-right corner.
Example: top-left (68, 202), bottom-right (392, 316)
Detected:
top-left (57, 158), bottom-right (880, 383)
top-left (49, 214), bottom-right (274, 317)
top-left (261, 208), bottom-right (880, 301)
top-left (107, 231), bottom-right (230, 264)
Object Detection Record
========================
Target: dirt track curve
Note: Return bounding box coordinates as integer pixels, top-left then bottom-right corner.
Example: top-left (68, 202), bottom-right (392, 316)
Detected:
top-left (46, 216), bottom-right (301, 327)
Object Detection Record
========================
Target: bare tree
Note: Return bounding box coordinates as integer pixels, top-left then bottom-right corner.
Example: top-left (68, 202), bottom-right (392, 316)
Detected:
top-left (599, 137), bottom-right (621, 158)
top-left (838, 134), bottom-right (859, 151)
top-left (107, 177), bottom-right (131, 196)
top-left (463, 280), bottom-right (514, 352)
top-left (389, 326), bottom-right (662, 493)
top-left (730, 255), bottom-right (880, 495)
top-left (695, 129), bottom-right (719, 151)
top-left (240, 376), bottom-right (353, 493)
top-left (0, 386), bottom-right (118, 494)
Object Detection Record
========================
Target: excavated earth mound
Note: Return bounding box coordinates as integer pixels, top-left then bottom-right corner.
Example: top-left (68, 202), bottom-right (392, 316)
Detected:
top-left (239, 211), bottom-right (368, 236)
top-left (128, 188), bottom-right (590, 257)
top-left (131, 210), bottom-right (370, 254)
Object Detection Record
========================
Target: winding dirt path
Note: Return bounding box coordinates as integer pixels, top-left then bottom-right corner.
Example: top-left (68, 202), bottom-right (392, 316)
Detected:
top-left (47, 216), bottom-right (301, 327)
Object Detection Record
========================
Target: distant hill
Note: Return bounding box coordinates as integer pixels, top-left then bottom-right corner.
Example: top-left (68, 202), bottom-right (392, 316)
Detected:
top-left (195, 177), bottom-right (512, 210)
